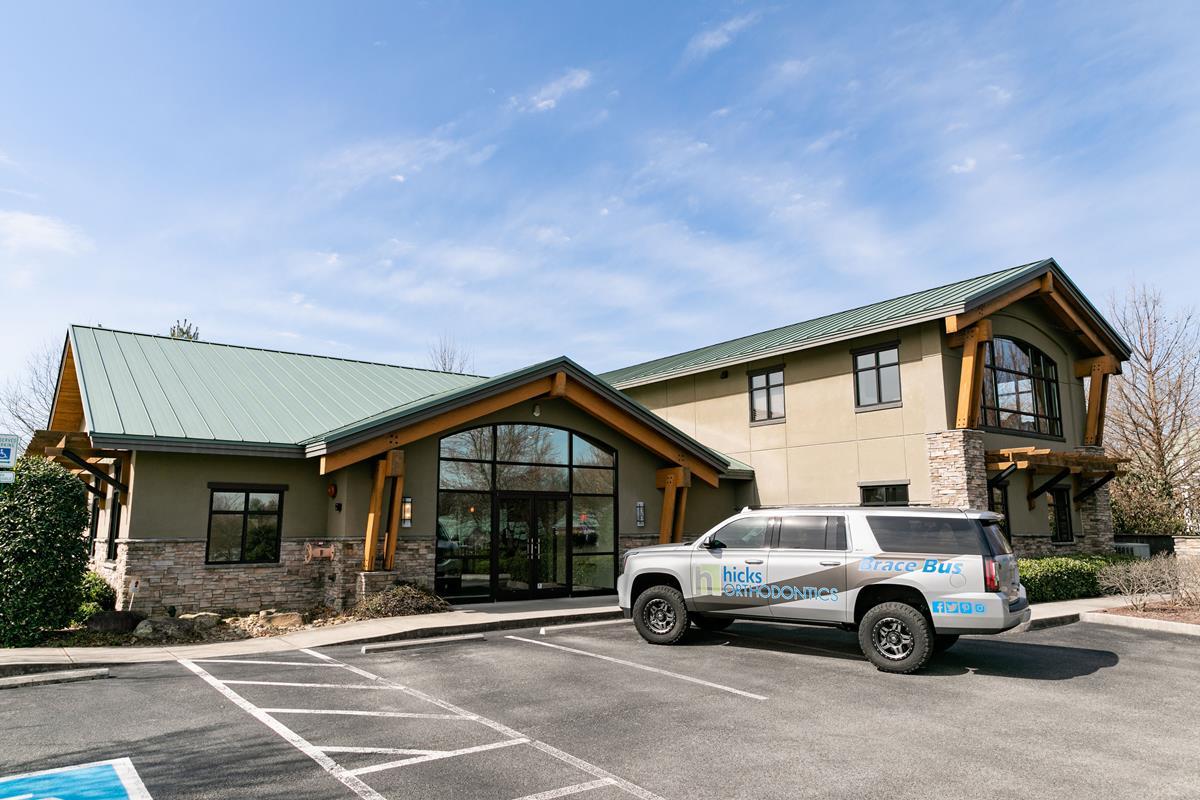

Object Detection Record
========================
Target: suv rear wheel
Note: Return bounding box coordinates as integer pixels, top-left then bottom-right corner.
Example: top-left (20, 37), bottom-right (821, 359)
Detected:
top-left (858, 602), bottom-right (934, 674)
top-left (632, 585), bottom-right (690, 645)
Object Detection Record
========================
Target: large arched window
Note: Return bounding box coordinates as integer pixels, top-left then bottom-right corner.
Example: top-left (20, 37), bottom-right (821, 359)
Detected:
top-left (980, 337), bottom-right (1062, 436)
top-left (436, 424), bottom-right (617, 601)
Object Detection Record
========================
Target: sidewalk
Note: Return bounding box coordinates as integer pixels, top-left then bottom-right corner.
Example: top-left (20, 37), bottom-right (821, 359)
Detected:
top-left (1018, 594), bottom-right (1140, 632)
top-left (0, 595), bottom-right (621, 674)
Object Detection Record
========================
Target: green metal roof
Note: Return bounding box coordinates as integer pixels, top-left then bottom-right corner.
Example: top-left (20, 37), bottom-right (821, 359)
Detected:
top-left (601, 258), bottom-right (1129, 387)
top-left (69, 326), bottom-right (485, 453)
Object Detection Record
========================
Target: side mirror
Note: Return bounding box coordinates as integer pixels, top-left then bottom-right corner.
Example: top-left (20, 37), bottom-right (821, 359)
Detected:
top-left (702, 537), bottom-right (724, 549)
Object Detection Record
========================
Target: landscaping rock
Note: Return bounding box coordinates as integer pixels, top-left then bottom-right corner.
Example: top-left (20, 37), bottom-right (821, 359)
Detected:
top-left (132, 617), bottom-right (195, 640)
top-left (178, 612), bottom-right (221, 630)
top-left (264, 612), bottom-right (304, 629)
top-left (84, 611), bottom-right (145, 634)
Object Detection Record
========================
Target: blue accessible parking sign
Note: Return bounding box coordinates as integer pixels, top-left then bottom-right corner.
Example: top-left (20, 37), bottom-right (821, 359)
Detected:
top-left (0, 758), bottom-right (152, 800)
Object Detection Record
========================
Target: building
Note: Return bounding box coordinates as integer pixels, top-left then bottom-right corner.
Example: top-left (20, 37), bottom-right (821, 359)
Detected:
top-left (29, 258), bottom-right (1128, 613)
top-left (602, 258), bottom-right (1129, 556)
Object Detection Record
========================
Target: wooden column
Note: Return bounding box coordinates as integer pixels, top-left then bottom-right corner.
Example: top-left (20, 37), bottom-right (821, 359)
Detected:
top-left (1077, 356), bottom-right (1119, 447)
top-left (672, 486), bottom-right (689, 544)
top-left (952, 319), bottom-right (992, 429)
top-left (362, 458), bottom-right (387, 571)
top-left (656, 467), bottom-right (692, 544)
top-left (383, 450), bottom-right (405, 571)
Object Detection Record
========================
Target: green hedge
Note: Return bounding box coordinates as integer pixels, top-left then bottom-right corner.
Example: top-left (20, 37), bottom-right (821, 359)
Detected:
top-left (1018, 555), bottom-right (1133, 603)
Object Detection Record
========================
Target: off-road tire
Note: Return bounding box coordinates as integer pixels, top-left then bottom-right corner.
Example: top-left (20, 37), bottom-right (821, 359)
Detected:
top-left (632, 585), bottom-right (690, 645)
top-left (933, 634), bottom-right (960, 654)
top-left (858, 601), bottom-right (934, 674)
top-left (691, 613), bottom-right (734, 632)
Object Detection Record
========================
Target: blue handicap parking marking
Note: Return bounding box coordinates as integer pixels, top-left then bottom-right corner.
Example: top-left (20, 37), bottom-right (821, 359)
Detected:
top-left (0, 758), bottom-right (152, 800)
top-left (0, 447), bottom-right (12, 463)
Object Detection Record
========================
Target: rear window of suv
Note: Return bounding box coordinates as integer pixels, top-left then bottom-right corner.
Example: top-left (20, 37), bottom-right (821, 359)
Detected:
top-left (867, 516), bottom-right (989, 555)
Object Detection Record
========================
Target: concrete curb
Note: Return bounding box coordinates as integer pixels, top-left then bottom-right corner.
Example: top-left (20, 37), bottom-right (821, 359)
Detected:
top-left (0, 607), bottom-right (622, 676)
top-left (0, 667), bottom-right (109, 690)
top-left (1080, 611), bottom-right (1200, 637)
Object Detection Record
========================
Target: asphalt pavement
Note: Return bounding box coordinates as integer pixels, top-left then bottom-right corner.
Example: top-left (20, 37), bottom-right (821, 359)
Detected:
top-left (2, 619), bottom-right (1196, 799)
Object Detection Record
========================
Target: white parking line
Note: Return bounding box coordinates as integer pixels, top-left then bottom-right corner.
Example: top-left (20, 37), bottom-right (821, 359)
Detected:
top-left (191, 659), bottom-right (346, 667)
top-left (183, 648), bottom-right (668, 800)
top-left (348, 738), bottom-right (530, 776)
top-left (260, 708), bottom-right (465, 720)
top-left (506, 635), bottom-right (768, 701)
top-left (538, 619), bottom-right (630, 635)
top-left (221, 680), bottom-right (404, 690)
top-left (179, 659), bottom-right (387, 800)
top-left (512, 778), bottom-right (615, 800)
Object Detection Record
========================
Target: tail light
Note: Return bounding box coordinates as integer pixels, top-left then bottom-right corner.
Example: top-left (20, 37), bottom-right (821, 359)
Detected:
top-left (983, 557), bottom-right (1000, 593)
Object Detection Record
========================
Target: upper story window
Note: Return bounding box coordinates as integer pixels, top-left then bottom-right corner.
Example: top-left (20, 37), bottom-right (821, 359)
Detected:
top-left (206, 484), bottom-right (285, 564)
top-left (854, 344), bottom-right (901, 408)
top-left (980, 337), bottom-right (1062, 437)
top-left (748, 367), bottom-right (785, 423)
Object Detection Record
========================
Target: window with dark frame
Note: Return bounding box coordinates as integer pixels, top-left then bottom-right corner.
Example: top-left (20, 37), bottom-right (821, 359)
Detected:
top-left (777, 516), bottom-right (847, 550)
top-left (105, 461), bottom-right (123, 561)
top-left (988, 483), bottom-right (1011, 542)
top-left (206, 485), bottom-right (285, 564)
top-left (980, 337), bottom-right (1063, 437)
top-left (860, 484), bottom-right (909, 506)
top-left (748, 368), bottom-right (785, 423)
top-left (1048, 487), bottom-right (1074, 543)
top-left (853, 345), bottom-right (901, 408)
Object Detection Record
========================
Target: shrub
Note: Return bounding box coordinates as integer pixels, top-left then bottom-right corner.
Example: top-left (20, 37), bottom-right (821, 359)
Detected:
top-left (352, 583), bottom-right (451, 619)
top-left (1018, 554), bottom-right (1133, 603)
top-left (81, 572), bottom-right (117, 611)
top-left (72, 601), bottom-right (103, 626)
top-left (0, 457), bottom-right (90, 646)
top-left (1097, 556), bottom-right (1175, 610)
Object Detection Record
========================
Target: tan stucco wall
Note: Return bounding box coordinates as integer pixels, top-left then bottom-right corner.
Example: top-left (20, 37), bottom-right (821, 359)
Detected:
top-left (624, 321), bottom-right (950, 506)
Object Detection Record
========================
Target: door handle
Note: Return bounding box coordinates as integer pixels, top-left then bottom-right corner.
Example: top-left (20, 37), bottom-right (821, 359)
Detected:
top-left (820, 560), bottom-right (840, 566)
top-left (745, 558), bottom-right (764, 564)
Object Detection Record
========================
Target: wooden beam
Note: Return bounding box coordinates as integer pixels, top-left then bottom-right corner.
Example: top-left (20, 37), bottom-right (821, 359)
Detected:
top-left (1038, 282), bottom-right (1112, 356)
top-left (321, 378), bottom-right (554, 474)
top-left (565, 383), bottom-right (720, 488)
top-left (383, 473), bottom-right (404, 571)
top-left (1083, 364), bottom-right (1110, 446)
top-left (384, 448), bottom-right (405, 478)
top-left (1027, 467), bottom-right (1071, 510)
top-left (1074, 472), bottom-right (1117, 506)
top-left (362, 459), bottom-right (387, 571)
top-left (955, 324), bottom-right (984, 429)
top-left (945, 277), bottom-right (1043, 334)
top-left (56, 449), bottom-right (128, 495)
top-left (550, 370), bottom-right (567, 398)
top-left (946, 318), bottom-right (993, 349)
top-left (672, 486), bottom-right (689, 544)
top-left (1074, 356), bottom-right (1120, 379)
top-left (659, 481), bottom-right (677, 545)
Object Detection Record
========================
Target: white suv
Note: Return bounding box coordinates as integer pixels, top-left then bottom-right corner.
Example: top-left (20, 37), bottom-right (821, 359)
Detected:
top-left (617, 506), bottom-right (1029, 673)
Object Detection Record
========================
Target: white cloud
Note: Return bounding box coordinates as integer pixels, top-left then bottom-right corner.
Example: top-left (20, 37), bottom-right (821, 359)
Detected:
top-left (315, 136), bottom-right (467, 197)
top-left (986, 85), bottom-right (1013, 104)
top-left (390, 174), bottom-right (406, 183)
top-left (950, 157), bottom-right (977, 174)
top-left (682, 13), bottom-right (761, 65)
top-left (0, 211), bottom-right (92, 254)
top-left (520, 68), bottom-right (593, 112)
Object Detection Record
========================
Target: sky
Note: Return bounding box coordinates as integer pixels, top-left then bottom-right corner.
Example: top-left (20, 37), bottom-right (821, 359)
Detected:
top-left (1, 1), bottom-right (1198, 395)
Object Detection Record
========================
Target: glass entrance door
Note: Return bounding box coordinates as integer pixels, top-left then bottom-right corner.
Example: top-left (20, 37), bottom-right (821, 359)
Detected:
top-left (496, 495), bottom-right (569, 599)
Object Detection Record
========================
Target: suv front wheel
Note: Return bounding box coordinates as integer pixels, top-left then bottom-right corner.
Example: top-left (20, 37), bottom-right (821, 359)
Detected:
top-left (858, 602), bottom-right (934, 674)
top-left (632, 585), bottom-right (690, 645)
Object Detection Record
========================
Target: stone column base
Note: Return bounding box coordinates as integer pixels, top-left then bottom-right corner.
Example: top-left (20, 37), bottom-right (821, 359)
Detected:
top-left (926, 429), bottom-right (988, 510)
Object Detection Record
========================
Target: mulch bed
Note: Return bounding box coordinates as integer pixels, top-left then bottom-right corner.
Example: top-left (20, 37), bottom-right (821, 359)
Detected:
top-left (1105, 604), bottom-right (1200, 626)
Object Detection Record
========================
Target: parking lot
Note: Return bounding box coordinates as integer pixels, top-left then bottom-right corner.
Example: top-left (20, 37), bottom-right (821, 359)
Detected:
top-left (2, 619), bottom-right (1197, 799)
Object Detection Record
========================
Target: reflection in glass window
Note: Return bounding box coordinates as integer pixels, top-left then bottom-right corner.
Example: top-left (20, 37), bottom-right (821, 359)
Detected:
top-left (496, 425), bottom-right (568, 464)
top-left (572, 496), bottom-right (614, 552)
top-left (980, 338), bottom-right (1062, 436)
top-left (495, 464), bottom-right (570, 492)
top-left (711, 517), bottom-right (771, 548)
top-left (437, 492), bottom-right (491, 598)
top-left (206, 487), bottom-right (283, 564)
top-left (438, 459), bottom-right (492, 491)
top-left (854, 345), bottom-right (901, 408)
top-left (749, 368), bottom-right (785, 422)
top-left (572, 434), bottom-right (615, 467)
top-left (778, 516), bottom-right (830, 549)
top-left (573, 467), bottom-right (614, 494)
top-left (440, 428), bottom-right (493, 461)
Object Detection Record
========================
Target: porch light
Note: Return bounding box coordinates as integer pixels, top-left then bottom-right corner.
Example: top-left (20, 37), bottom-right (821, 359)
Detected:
top-left (401, 497), bottom-right (413, 528)
top-left (635, 501), bottom-right (645, 528)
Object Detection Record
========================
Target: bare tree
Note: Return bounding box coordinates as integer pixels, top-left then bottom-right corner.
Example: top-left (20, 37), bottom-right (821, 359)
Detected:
top-left (169, 319), bottom-right (200, 340)
top-left (428, 333), bottom-right (474, 374)
top-left (1106, 284), bottom-right (1200, 533)
top-left (0, 341), bottom-right (60, 445)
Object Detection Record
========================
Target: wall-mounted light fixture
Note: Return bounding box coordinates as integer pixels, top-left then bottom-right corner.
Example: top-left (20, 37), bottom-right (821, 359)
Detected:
top-left (635, 501), bottom-right (646, 528)
top-left (401, 497), bottom-right (413, 528)
top-left (532, 403), bottom-right (542, 417)
top-left (327, 482), bottom-right (337, 499)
